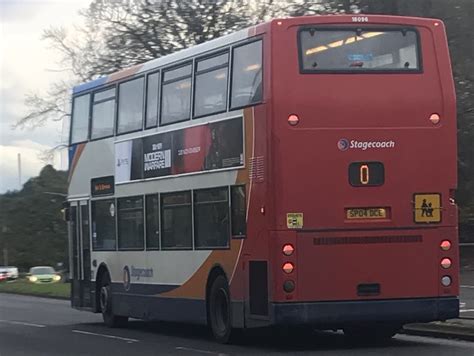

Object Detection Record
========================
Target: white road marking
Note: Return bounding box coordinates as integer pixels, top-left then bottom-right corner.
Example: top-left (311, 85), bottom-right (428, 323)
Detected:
top-left (460, 285), bottom-right (474, 289)
top-left (72, 329), bottom-right (139, 343)
top-left (0, 320), bottom-right (46, 328)
top-left (175, 346), bottom-right (229, 355)
top-left (460, 309), bottom-right (474, 313)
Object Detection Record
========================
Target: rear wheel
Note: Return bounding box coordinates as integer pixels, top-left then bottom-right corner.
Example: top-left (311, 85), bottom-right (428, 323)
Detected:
top-left (99, 272), bottom-right (128, 328)
top-left (343, 324), bottom-right (400, 344)
top-left (208, 275), bottom-right (234, 343)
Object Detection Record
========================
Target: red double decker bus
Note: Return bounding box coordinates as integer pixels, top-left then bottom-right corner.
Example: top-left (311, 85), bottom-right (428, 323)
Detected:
top-left (68, 14), bottom-right (458, 343)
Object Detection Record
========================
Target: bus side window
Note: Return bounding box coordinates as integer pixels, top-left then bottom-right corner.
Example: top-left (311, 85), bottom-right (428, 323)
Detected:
top-left (91, 199), bottom-right (116, 251)
top-left (117, 196), bottom-right (144, 250)
top-left (145, 71), bottom-right (160, 129)
top-left (194, 52), bottom-right (229, 118)
top-left (91, 88), bottom-right (116, 140)
top-left (145, 194), bottom-right (160, 249)
top-left (160, 191), bottom-right (192, 250)
top-left (70, 94), bottom-right (90, 144)
top-left (230, 40), bottom-right (263, 109)
top-left (117, 77), bottom-right (145, 134)
top-left (231, 185), bottom-right (246, 238)
top-left (194, 187), bottom-right (230, 249)
top-left (161, 64), bottom-right (192, 125)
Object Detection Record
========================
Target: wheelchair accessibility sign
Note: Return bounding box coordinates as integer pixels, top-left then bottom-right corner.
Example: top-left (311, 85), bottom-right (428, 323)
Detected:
top-left (414, 194), bottom-right (441, 223)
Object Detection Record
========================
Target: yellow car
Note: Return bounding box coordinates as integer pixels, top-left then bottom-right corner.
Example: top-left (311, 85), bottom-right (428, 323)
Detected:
top-left (28, 266), bottom-right (61, 284)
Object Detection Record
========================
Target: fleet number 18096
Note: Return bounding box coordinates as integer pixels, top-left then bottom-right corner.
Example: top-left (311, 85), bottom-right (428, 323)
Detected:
top-left (352, 16), bottom-right (369, 22)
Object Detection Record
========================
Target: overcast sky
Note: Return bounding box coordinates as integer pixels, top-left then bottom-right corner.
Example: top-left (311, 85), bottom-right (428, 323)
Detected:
top-left (0, 0), bottom-right (91, 193)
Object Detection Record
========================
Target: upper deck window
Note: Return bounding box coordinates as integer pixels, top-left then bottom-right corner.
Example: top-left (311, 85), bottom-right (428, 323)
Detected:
top-left (230, 40), bottom-right (263, 109)
top-left (117, 77), bottom-right (145, 134)
top-left (161, 64), bottom-right (192, 125)
top-left (194, 52), bottom-right (229, 118)
top-left (91, 87), bottom-right (116, 139)
top-left (299, 28), bottom-right (420, 72)
top-left (145, 71), bottom-right (160, 129)
top-left (70, 94), bottom-right (90, 144)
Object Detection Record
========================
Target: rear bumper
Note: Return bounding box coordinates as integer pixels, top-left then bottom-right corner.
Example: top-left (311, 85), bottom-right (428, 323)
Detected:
top-left (271, 297), bottom-right (459, 327)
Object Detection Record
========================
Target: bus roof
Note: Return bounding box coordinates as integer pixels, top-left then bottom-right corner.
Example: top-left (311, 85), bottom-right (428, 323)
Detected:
top-left (72, 15), bottom-right (440, 95)
top-left (72, 26), bottom-right (252, 95)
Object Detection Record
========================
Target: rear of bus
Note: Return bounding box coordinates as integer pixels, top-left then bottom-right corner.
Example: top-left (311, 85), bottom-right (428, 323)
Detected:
top-left (269, 15), bottom-right (458, 332)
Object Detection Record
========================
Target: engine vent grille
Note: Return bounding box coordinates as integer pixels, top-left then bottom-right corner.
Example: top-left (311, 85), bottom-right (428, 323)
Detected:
top-left (249, 156), bottom-right (264, 182)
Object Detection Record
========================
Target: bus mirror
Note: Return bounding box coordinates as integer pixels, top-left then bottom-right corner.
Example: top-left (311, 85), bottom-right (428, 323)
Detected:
top-left (61, 207), bottom-right (70, 221)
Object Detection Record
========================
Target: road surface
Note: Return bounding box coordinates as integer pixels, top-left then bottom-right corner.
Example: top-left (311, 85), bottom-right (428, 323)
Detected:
top-left (460, 245), bottom-right (474, 318)
top-left (1, 294), bottom-right (474, 356)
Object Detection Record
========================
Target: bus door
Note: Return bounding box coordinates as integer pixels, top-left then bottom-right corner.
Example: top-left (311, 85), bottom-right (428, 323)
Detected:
top-left (70, 200), bottom-right (92, 308)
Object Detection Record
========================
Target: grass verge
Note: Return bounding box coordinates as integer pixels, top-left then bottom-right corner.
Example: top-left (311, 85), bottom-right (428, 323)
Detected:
top-left (0, 279), bottom-right (70, 299)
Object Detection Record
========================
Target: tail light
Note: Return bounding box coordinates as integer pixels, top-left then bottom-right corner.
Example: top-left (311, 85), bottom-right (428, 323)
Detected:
top-left (282, 262), bottom-right (294, 274)
top-left (440, 258), bottom-right (452, 269)
top-left (429, 113), bottom-right (441, 125)
top-left (440, 240), bottom-right (451, 251)
top-left (288, 114), bottom-right (300, 126)
top-left (282, 244), bottom-right (295, 256)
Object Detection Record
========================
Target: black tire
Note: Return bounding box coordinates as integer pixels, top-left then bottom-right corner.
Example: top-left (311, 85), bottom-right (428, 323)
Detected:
top-left (99, 272), bottom-right (128, 328)
top-left (343, 324), bottom-right (400, 344)
top-left (208, 275), bottom-right (234, 343)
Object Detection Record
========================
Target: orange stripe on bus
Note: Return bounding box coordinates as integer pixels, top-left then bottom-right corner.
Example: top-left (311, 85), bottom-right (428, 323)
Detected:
top-left (160, 109), bottom-right (255, 299)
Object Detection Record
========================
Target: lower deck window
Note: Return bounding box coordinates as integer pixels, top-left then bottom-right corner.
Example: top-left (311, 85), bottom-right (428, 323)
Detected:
top-left (118, 196), bottom-right (144, 249)
top-left (161, 191), bottom-right (192, 249)
top-left (194, 187), bottom-right (230, 249)
top-left (146, 194), bottom-right (160, 249)
top-left (92, 199), bottom-right (116, 250)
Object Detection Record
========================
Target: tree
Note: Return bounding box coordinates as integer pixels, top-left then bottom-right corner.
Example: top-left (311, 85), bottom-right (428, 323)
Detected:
top-left (16, 0), bottom-right (333, 130)
top-left (0, 166), bottom-right (68, 270)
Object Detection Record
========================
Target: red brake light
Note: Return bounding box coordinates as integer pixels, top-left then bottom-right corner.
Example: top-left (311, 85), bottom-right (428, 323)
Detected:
top-left (282, 262), bottom-right (294, 274)
top-left (282, 244), bottom-right (295, 256)
top-left (440, 240), bottom-right (451, 251)
top-left (429, 113), bottom-right (441, 125)
top-left (288, 114), bottom-right (299, 126)
top-left (441, 258), bottom-right (452, 269)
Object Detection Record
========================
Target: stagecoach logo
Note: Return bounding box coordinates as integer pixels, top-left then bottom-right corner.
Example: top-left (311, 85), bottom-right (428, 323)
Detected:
top-left (337, 139), bottom-right (350, 151)
top-left (123, 265), bottom-right (154, 290)
top-left (338, 138), bottom-right (396, 151)
top-left (123, 266), bottom-right (131, 291)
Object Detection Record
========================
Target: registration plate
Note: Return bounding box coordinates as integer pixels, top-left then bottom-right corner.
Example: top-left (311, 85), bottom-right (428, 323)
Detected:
top-left (346, 208), bottom-right (387, 219)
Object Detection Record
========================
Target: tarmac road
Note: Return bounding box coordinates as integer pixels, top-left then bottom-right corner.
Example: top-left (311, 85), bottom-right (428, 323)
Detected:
top-left (1, 294), bottom-right (474, 356)
top-left (460, 245), bottom-right (474, 318)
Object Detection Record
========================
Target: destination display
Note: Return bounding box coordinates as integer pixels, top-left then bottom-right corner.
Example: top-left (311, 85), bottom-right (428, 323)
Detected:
top-left (91, 176), bottom-right (115, 196)
top-left (115, 117), bottom-right (244, 183)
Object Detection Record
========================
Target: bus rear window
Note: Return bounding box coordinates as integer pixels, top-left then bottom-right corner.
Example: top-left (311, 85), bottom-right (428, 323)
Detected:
top-left (299, 28), bottom-right (420, 72)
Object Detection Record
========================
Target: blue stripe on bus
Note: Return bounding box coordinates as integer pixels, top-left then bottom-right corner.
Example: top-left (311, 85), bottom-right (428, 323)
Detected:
top-left (73, 76), bottom-right (108, 94)
top-left (68, 145), bottom-right (77, 171)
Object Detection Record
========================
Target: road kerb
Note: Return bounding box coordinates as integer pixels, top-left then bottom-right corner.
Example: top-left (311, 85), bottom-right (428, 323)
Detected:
top-left (403, 322), bottom-right (474, 342)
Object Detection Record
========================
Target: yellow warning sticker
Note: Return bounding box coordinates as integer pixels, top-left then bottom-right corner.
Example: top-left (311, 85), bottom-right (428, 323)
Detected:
top-left (414, 194), bottom-right (441, 223)
top-left (287, 213), bottom-right (303, 229)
